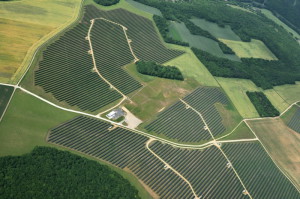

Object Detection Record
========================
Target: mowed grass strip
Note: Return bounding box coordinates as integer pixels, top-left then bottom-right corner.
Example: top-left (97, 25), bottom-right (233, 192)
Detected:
top-left (0, 0), bottom-right (82, 83)
top-left (219, 39), bottom-right (277, 60)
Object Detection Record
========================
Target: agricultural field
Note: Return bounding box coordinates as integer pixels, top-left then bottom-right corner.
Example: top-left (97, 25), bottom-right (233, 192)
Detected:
top-left (150, 141), bottom-right (248, 199)
top-left (223, 141), bottom-right (300, 198)
top-left (273, 82), bottom-right (300, 104)
top-left (168, 21), bottom-right (240, 61)
top-left (125, 0), bottom-right (162, 16)
top-left (0, 0), bottom-right (82, 84)
top-left (0, 85), bottom-right (14, 120)
top-left (218, 121), bottom-right (256, 141)
top-left (216, 77), bottom-right (292, 118)
top-left (247, 119), bottom-right (300, 187)
top-left (47, 116), bottom-right (194, 199)
top-left (219, 39), bottom-right (278, 60)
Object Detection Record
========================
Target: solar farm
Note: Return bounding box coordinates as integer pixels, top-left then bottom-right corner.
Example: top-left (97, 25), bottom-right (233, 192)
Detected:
top-left (1, 1), bottom-right (299, 199)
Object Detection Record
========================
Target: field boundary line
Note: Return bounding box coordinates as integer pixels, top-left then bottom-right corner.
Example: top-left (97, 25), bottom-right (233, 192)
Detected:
top-left (245, 120), bottom-right (300, 192)
top-left (216, 120), bottom-right (244, 141)
top-left (146, 139), bottom-right (200, 199)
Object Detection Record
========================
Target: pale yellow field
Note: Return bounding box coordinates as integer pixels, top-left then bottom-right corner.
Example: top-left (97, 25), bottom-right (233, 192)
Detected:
top-left (220, 39), bottom-right (277, 60)
top-left (0, 0), bottom-right (82, 83)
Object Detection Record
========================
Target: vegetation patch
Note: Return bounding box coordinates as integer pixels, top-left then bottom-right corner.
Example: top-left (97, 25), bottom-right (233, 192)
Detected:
top-left (136, 61), bottom-right (183, 80)
top-left (0, 85), bottom-right (14, 119)
top-left (246, 91), bottom-right (280, 117)
top-left (93, 0), bottom-right (120, 6)
top-left (153, 15), bottom-right (189, 46)
top-left (223, 142), bottom-right (300, 198)
top-left (0, 147), bottom-right (140, 199)
top-left (218, 121), bottom-right (256, 140)
top-left (220, 39), bottom-right (277, 60)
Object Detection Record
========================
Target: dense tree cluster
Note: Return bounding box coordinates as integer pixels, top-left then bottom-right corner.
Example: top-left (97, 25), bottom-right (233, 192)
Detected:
top-left (136, 61), bottom-right (184, 80)
top-left (246, 91), bottom-right (280, 117)
top-left (93, 0), bottom-right (120, 6)
top-left (133, 0), bottom-right (300, 89)
top-left (153, 15), bottom-right (189, 46)
top-left (0, 147), bottom-right (140, 199)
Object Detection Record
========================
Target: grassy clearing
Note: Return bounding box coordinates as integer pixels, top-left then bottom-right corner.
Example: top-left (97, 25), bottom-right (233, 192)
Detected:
top-left (216, 77), bottom-right (291, 118)
top-left (0, 85), bottom-right (14, 119)
top-left (218, 121), bottom-right (256, 140)
top-left (190, 17), bottom-right (241, 41)
top-left (247, 119), bottom-right (300, 189)
top-left (0, 90), bottom-right (152, 199)
top-left (227, 4), bottom-right (254, 14)
top-left (125, 0), bottom-right (162, 16)
top-left (216, 77), bottom-right (260, 118)
top-left (168, 21), bottom-right (240, 61)
top-left (84, 0), bottom-right (152, 20)
top-left (0, 0), bottom-right (82, 84)
top-left (273, 82), bottom-right (300, 104)
top-left (261, 9), bottom-right (300, 41)
top-left (220, 39), bottom-right (277, 60)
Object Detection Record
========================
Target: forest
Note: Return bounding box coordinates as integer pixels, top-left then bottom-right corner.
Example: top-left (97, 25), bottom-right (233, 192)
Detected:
top-left (93, 0), bottom-right (120, 6)
top-left (246, 91), bottom-right (280, 117)
top-left (134, 0), bottom-right (300, 89)
top-left (136, 61), bottom-right (184, 80)
top-left (0, 147), bottom-right (140, 199)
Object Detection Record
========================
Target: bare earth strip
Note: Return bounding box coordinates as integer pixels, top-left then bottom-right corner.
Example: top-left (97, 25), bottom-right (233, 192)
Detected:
top-left (247, 119), bottom-right (300, 189)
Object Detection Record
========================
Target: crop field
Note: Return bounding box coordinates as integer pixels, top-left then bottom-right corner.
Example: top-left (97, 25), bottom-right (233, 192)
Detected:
top-left (47, 116), bottom-right (194, 199)
top-left (34, 23), bottom-right (122, 112)
top-left (145, 101), bottom-right (212, 142)
top-left (150, 141), bottom-right (248, 199)
top-left (223, 142), bottom-right (300, 198)
top-left (190, 17), bottom-right (241, 41)
top-left (0, 0), bottom-right (82, 84)
top-left (91, 19), bottom-right (142, 94)
top-left (287, 107), bottom-right (300, 133)
top-left (247, 119), bottom-right (300, 187)
top-left (0, 85), bottom-right (14, 119)
top-left (168, 21), bottom-right (240, 61)
top-left (219, 39), bottom-right (277, 60)
top-left (273, 82), bottom-right (300, 104)
top-left (83, 5), bottom-right (184, 64)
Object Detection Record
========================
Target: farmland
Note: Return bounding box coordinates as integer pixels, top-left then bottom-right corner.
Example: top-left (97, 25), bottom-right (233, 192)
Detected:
top-left (247, 119), bottom-right (300, 187)
top-left (220, 39), bottom-right (278, 60)
top-left (0, 85), bottom-right (14, 120)
top-left (223, 141), bottom-right (300, 198)
top-left (0, 0), bottom-right (82, 84)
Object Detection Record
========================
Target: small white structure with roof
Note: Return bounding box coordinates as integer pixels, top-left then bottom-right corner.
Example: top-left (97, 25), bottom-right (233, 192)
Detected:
top-left (106, 108), bottom-right (126, 120)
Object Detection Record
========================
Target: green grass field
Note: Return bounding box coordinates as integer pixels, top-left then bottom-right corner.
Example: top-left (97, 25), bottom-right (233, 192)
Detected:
top-left (273, 82), bottom-right (300, 104)
top-left (217, 121), bottom-right (256, 140)
top-left (0, 85), bottom-right (14, 120)
top-left (0, 89), bottom-right (152, 199)
top-left (168, 21), bottom-right (240, 61)
top-left (125, 0), bottom-right (162, 16)
top-left (220, 39), bottom-right (278, 60)
top-left (0, 0), bottom-right (82, 84)
top-left (190, 17), bottom-right (241, 41)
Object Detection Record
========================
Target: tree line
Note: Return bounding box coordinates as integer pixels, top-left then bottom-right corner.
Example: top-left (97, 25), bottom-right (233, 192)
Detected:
top-left (0, 147), bottom-right (140, 199)
top-left (93, 0), bottom-right (120, 6)
top-left (246, 91), bottom-right (280, 117)
top-left (136, 61), bottom-right (184, 80)
top-left (133, 0), bottom-right (300, 89)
